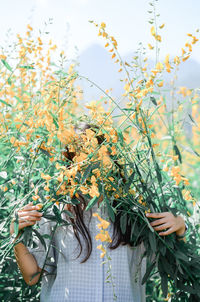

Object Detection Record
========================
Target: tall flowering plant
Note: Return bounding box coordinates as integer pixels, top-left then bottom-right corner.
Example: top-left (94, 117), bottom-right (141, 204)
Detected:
top-left (0, 1), bottom-right (200, 301)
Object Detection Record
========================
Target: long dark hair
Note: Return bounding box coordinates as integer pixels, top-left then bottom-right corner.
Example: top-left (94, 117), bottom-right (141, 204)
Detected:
top-left (62, 122), bottom-right (132, 263)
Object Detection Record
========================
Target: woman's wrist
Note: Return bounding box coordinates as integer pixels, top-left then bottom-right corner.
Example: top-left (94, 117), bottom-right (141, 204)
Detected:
top-left (176, 216), bottom-right (188, 238)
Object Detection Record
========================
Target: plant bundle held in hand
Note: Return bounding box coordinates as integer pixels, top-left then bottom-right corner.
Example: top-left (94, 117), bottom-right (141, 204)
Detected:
top-left (0, 1), bottom-right (200, 301)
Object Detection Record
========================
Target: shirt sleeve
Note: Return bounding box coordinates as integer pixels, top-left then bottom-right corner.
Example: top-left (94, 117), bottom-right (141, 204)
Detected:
top-left (27, 217), bottom-right (57, 274)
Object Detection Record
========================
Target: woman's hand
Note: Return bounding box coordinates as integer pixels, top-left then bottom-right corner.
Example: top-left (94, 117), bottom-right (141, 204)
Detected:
top-left (146, 212), bottom-right (186, 236)
top-left (10, 202), bottom-right (43, 236)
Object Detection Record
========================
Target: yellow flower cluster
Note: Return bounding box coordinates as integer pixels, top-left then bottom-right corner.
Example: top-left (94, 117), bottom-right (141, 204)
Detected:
top-left (93, 212), bottom-right (112, 258)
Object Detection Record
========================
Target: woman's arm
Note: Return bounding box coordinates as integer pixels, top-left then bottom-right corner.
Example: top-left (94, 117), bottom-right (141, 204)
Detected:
top-left (145, 212), bottom-right (186, 239)
top-left (13, 242), bottom-right (42, 285)
top-left (10, 202), bottom-right (43, 285)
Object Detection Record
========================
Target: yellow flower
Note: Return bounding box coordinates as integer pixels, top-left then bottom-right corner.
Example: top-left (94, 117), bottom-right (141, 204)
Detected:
top-left (159, 23), bottom-right (165, 29)
top-left (32, 195), bottom-right (40, 201)
top-left (57, 172), bottom-right (64, 182)
top-left (97, 244), bottom-right (106, 258)
top-left (0, 55), bottom-right (7, 60)
top-left (100, 22), bottom-right (106, 29)
top-left (182, 55), bottom-right (190, 61)
top-left (192, 36), bottom-right (199, 44)
top-left (155, 62), bottom-right (164, 71)
top-left (174, 56), bottom-right (180, 65)
top-left (148, 43), bottom-right (154, 50)
top-left (155, 35), bottom-right (161, 42)
top-left (151, 26), bottom-right (156, 36)
top-left (27, 24), bottom-right (33, 31)
top-left (93, 213), bottom-right (110, 229)
top-left (95, 230), bottom-right (112, 243)
top-left (181, 48), bottom-right (186, 56)
top-left (41, 172), bottom-right (52, 181)
top-left (36, 203), bottom-right (43, 210)
top-left (89, 184), bottom-right (100, 197)
top-left (157, 81), bottom-right (164, 87)
top-left (163, 165), bottom-right (169, 172)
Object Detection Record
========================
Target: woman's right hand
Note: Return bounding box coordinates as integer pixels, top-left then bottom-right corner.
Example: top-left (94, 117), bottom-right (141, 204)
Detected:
top-left (10, 202), bottom-right (43, 236)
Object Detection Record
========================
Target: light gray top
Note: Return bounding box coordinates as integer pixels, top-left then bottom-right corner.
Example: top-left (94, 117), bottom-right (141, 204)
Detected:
top-left (28, 203), bottom-right (146, 302)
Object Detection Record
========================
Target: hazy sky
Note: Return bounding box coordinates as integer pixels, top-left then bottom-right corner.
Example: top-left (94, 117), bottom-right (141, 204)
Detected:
top-left (0, 0), bottom-right (200, 62)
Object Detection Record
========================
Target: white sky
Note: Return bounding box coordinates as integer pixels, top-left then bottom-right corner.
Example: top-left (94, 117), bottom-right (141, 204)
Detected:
top-left (0, 0), bottom-right (200, 62)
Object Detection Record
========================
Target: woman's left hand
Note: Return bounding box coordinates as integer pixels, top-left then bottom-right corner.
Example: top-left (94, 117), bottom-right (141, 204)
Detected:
top-left (146, 212), bottom-right (186, 236)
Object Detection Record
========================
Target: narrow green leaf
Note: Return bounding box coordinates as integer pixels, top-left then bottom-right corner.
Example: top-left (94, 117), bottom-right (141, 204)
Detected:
top-left (1, 59), bottom-right (12, 72)
top-left (0, 99), bottom-right (12, 107)
top-left (14, 212), bottom-right (19, 236)
top-left (19, 65), bottom-right (34, 69)
top-left (53, 205), bottom-right (62, 223)
top-left (81, 162), bottom-right (100, 184)
top-left (120, 213), bottom-right (127, 234)
top-left (155, 162), bottom-right (162, 182)
top-left (142, 261), bottom-right (156, 284)
top-left (173, 144), bottom-right (182, 163)
top-left (105, 198), bottom-right (115, 222)
top-left (49, 112), bottom-right (59, 129)
top-left (63, 209), bottom-right (74, 218)
top-left (188, 113), bottom-right (198, 127)
top-left (32, 228), bottom-right (47, 250)
top-left (150, 96), bottom-right (157, 106)
top-left (148, 231), bottom-right (157, 253)
top-left (161, 274), bottom-right (168, 297)
top-left (85, 196), bottom-right (99, 211)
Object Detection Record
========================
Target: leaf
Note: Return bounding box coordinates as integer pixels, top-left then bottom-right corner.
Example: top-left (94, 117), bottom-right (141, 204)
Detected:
top-left (148, 231), bottom-right (157, 253)
top-left (173, 144), bottom-right (182, 163)
top-left (0, 99), bottom-right (12, 107)
top-left (19, 65), bottom-right (34, 69)
top-left (39, 148), bottom-right (51, 157)
top-left (32, 228), bottom-right (46, 250)
top-left (142, 261), bottom-right (156, 284)
top-left (105, 198), bottom-right (115, 222)
top-left (53, 205), bottom-right (62, 223)
top-left (188, 113), bottom-right (198, 127)
top-left (175, 250), bottom-right (189, 261)
top-left (85, 196), bottom-right (99, 211)
top-left (49, 112), bottom-right (59, 129)
top-left (14, 96), bottom-right (23, 103)
top-left (150, 96), bottom-right (157, 106)
top-left (81, 162), bottom-right (100, 184)
top-left (29, 271), bottom-right (41, 282)
top-left (155, 162), bottom-right (162, 182)
top-left (7, 77), bottom-right (12, 85)
top-left (117, 129), bottom-right (124, 146)
top-left (63, 209), bottom-right (74, 218)
top-left (1, 59), bottom-right (12, 72)
top-left (120, 213), bottom-right (127, 234)
top-left (124, 171), bottom-right (135, 192)
top-left (14, 212), bottom-right (19, 237)
top-left (161, 273), bottom-right (168, 297)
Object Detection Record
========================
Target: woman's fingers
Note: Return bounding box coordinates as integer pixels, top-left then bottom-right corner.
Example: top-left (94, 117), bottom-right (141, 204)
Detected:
top-left (146, 212), bottom-right (169, 219)
top-left (150, 218), bottom-right (167, 227)
top-left (19, 204), bottom-right (39, 212)
top-left (19, 216), bottom-right (42, 223)
top-left (159, 228), bottom-right (174, 236)
top-left (18, 210), bottom-right (42, 218)
top-left (20, 221), bottom-right (36, 228)
top-left (153, 223), bottom-right (171, 231)
top-left (10, 203), bottom-right (43, 235)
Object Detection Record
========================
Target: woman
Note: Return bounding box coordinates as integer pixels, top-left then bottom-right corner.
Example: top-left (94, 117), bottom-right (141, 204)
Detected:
top-left (10, 124), bottom-right (187, 302)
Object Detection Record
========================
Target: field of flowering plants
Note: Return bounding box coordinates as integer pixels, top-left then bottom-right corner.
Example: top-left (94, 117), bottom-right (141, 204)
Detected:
top-left (0, 1), bottom-right (200, 301)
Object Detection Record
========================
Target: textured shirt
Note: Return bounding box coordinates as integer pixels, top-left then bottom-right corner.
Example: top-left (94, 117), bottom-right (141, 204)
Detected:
top-left (28, 203), bottom-right (146, 302)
